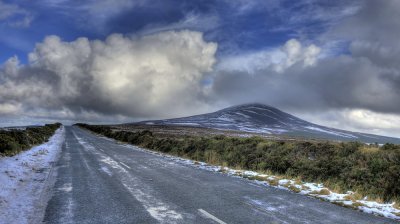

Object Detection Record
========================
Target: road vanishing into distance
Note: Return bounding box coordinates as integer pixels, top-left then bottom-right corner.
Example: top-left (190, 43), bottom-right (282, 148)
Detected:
top-left (43, 127), bottom-right (396, 224)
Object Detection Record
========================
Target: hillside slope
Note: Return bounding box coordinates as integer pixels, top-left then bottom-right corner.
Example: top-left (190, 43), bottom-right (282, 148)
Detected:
top-left (137, 103), bottom-right (400, 144)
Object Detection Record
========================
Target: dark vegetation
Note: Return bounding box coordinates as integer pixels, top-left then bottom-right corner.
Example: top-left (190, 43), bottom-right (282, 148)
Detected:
top-left (77, 123), bottom-right (400, 203)
top-left (0, 123), bottom-right (62, 156)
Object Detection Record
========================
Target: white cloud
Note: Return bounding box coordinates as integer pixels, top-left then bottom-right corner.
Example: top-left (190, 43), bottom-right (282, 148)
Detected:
top-left (217, 39), bottom-right (321, 73)
top-left (345, 109), bottom-right (400, 130)
top-left (0, 102), bottom-right (21, 115)
top-left (0, 30), bottom-right (217, 121)
top-left (139, 12), bottom-right (220, 36)
top-left (296, 109), bottom-right (400, 138)
top-left (0, 1), bottom-right (33, 28)
top-left (275, 39), bottom-right (321, 72)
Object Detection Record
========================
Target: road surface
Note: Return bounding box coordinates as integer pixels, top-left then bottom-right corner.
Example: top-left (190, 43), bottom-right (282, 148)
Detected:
top-left (43, 126), bottom-right (396, 223)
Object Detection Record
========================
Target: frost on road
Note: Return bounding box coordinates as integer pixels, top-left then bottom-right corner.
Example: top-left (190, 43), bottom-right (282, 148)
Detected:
top-left (0, 127), bottom-right (65, 224)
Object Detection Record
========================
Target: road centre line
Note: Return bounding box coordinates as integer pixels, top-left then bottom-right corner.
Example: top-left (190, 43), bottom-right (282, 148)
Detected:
top-left (198, 209), bottom-right (227, 224)
top-left (120, 162), bottom-right (131, 169)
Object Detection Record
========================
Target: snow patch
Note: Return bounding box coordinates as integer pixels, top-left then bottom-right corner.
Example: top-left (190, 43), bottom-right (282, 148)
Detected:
top-left (100, 166), bottom-right (113, 176)
top-left (57, 183), bottom-right (72, 192)
top-left (169, 122), bottom-right (200, 126)
top-left (0, 127), bottom-right (65, 224)
top-left (305, 126), bottom-right (357, 139)
top-left (122, 183), bottom-right (183, 223)
top-left (235, 112), bottom-right (250, 118)
top-left (100, 156), bottom-right (128, 172)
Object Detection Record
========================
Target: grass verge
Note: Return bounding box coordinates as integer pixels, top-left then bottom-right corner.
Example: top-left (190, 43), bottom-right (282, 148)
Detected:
top-left (0, 123), bottom-right (61, 156)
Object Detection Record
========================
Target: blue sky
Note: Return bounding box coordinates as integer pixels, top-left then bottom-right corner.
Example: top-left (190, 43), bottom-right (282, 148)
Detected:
top-left (2, 0), bottom-right (400, 137)
top-left (0, 0), bottom-right (350, 62)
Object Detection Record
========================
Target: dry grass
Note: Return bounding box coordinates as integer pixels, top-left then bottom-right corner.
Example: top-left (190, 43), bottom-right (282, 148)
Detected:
top-left (310, 188), bottom-right (331, 195)
top-left (352, 202), bottom-right (365, 208)
top-left (301, 185), bottom-right (310, 191)
top-left (282, 182), bottom-right (291, 188)
top-left (344, 195), bottom-right (355, 202)
top-left (344, 192), bottom-right (364, 202)
top-left (323, 180), bottom-right (347, 194)
top-left (352, 192), bottom-right (364, 200)
top-left (394, 203), bottom-right (400, 210)
top-left (259, 169), bottom-right (275, 176)
top-left (319, 189), bottom-right (331, 195)
top-left (218, 168), bottom-right (228, 173)
top-left (267, 178), bottom-right (279, 186)
top-left (204, 150), bottom-right (220, 165)
top-left (294, 178), bottom-right (303, 185)
top-left (247, 175), bottom-right (269, 181)
top-left (368, 197), bottom-right (385, 204)
top-left (359, 146), bottom-right (380, 154)
top-left (288, 185), bottom-right (301, 193)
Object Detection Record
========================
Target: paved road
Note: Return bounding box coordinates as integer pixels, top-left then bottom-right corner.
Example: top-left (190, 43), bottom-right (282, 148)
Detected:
top-left (43, 126), bottom-right (396, 224)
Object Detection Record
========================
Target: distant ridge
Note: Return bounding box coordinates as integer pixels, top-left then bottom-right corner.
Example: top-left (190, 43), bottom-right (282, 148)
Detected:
top-left (136, 103), bottom-right (400, 144)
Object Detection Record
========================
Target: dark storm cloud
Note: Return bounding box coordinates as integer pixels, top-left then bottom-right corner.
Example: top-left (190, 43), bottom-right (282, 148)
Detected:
top-left (333, 0), bottom-right (400, 46)
top-left (213, 55), bottom-right (399, 113)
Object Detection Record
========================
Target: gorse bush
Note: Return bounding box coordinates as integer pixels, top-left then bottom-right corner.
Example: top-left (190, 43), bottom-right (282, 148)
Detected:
top-left (77, 124), bottom-right (400, 203)
top-left (0, 123), bottom-right (61, 156)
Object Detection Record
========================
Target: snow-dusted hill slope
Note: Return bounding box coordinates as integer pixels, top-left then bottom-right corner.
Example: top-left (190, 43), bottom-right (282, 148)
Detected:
top-left (137, 103), bottom-right (400, 144)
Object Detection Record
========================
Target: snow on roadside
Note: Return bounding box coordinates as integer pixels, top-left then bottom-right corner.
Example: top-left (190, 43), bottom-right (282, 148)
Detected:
top-left (0, 127), bottom-right (65, 224)
top-left (121, 143), bottom-right (400, 221)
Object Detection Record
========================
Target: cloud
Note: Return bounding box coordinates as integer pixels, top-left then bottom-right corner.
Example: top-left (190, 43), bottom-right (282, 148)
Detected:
top-left (211, 42), bottom-right (400, 136)
top-left (138, 12), bottom-right (220, 36)
top-left (213, 46), bottom-right (400, 113)
top-left (0, 30), bottom-right (217, 122)
top-left (217, 39), bottom-right (321, 73)
top-left (0, 1), bottom-right (33, 28)
top-left (0, 102), bottom-right (21, 115)
top-left (333, 0), bottom-right (400, 46)
top-left (1, 0), bottom-right (400, 138)
top-left (268, 0), bottom-right (361, 37)
top-left (211, 0), bottom-right (400, 137)
top-left (298, 109), bottom-right (400, 138)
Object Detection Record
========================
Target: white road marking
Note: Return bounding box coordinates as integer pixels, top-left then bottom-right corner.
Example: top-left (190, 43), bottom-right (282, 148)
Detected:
top-left (120, 162), bottom-right (131, 169)
top-left (198, 209), bottom-right (227, 224)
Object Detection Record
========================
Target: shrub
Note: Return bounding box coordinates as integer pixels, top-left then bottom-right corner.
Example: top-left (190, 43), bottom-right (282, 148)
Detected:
top-left (0, 123), bottom-right (61, 156)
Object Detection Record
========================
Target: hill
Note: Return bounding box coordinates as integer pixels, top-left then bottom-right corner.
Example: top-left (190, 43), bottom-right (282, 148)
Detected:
top-left (137, 103), bottom-right (400, 144)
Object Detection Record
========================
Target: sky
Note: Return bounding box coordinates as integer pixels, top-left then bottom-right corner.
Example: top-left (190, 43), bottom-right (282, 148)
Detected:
top-left (1, 0), bottom-right (400, 137)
